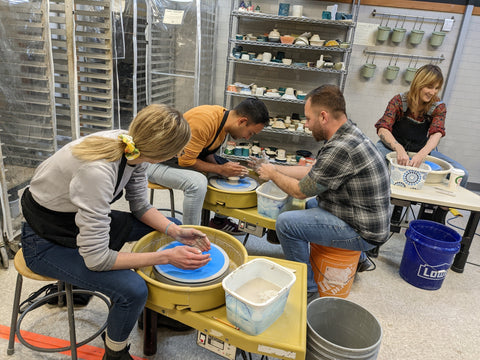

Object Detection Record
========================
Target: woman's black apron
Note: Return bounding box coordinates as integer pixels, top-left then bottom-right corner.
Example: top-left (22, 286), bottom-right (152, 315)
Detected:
top-left (391, 94), bottom-right (441, 153)
top-left (21, 156), bottom-right (133, 249)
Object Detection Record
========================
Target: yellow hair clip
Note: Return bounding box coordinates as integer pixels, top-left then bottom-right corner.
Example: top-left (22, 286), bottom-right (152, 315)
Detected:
top-left (118, 134), bottom-right (140, 160)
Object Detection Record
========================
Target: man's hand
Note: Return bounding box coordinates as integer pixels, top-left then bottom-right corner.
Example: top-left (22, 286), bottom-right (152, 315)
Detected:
top-left (247, 156), bottom-right (269, 172)
top-left (256, 163), bottom-right (277, 181)
top-left (220, 162), bottom-right (249, 177)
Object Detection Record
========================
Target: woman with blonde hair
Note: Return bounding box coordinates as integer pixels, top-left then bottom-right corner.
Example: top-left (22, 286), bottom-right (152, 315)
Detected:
top-left (375, 64), bottom-right (468, 185)
top-left (21, 104), bottom-right (211, 360)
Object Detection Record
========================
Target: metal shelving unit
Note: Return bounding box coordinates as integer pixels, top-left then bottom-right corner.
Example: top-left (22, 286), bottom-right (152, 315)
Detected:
top-left (223, 0), bottom-right (360, 158)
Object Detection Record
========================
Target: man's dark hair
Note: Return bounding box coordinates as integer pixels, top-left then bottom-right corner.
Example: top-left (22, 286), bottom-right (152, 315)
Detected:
top-left (306, 85), bottom-right (346, 119)
top-left (233, 98), bottom-right (269, 125)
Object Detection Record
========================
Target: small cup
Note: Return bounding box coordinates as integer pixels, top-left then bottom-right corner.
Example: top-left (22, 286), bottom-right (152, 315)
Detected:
top-left (385, 65), bottom-right (400, 81)
top-left (233, 146), bottom-right (243, 156)
top-left (377, 26), bottom-right (391, 42)
top-left (255, 87), bottom-right (265, 96)
top-left (292, 5), bottom-right (303, 17)
top-left (404, 67), bottom-right (417, 83)
top-left (391, 28), bottom-right (406, 43)
top-left (282, 58), bottom-right (292, 65)
top-left (285, 87), bottom-right (295, 96)
top-left (448, 168), bottom-right (465, 191)
top-left (430, 31), bottom-right (446, 47)
top-left (361, 63), bottom-right (376, 78)
top-left (276, 149), bottom-right (286, 159)
top-left (409, 29), bottom-right (425, 45)
top-left (278, 3), bottom-right (290, 16)
top-left (262, 52), bottom-right (272, 62)
top-left (241, 53), bottom-right (250, 60)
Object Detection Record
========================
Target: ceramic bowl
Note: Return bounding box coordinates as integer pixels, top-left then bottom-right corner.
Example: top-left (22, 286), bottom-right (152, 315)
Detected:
top-left (280, 35), bottom-right (295, 44)
top-left (389, 158), bottom-right (431, 190)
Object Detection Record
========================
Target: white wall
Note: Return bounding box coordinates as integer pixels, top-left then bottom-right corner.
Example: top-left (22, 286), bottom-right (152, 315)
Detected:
top-left (213, 1), bottom-right (480, 185)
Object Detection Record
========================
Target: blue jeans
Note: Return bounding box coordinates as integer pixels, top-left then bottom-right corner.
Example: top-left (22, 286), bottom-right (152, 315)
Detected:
top-left (275, 199), bottom-right (375, 293)
top-left (147, 163), bottom-right (208, 225)
top-left (21, 215), bottom-right (181, 342)
top-left (375, 141), bottom-right (469, 187)
top-left (147, 155), bottom-right (229, 225)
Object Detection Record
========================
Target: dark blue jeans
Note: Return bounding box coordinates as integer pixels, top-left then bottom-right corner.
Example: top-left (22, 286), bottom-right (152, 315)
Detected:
top-left (21, 214), bottom-right (181, 342)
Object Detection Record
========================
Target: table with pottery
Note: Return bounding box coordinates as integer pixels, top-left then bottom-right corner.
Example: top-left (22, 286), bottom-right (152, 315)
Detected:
top-left (388, 152), bottom-right (480, 273)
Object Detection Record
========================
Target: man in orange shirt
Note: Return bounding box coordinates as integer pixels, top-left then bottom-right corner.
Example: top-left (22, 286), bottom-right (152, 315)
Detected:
top-left (147, 98), bottom-right (269, 234)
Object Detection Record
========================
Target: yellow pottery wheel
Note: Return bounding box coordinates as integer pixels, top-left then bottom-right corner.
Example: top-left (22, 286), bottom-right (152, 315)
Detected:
top-left (131, 226), bottom-right (248, 311)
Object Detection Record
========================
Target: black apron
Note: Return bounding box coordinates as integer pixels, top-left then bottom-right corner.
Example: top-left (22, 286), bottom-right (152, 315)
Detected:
top-left (21, 156), bottom-right (133, 249)
top-left (164, 110), bottom-right (229, 168)
top-left (391, 113), bottom-right (431, 153)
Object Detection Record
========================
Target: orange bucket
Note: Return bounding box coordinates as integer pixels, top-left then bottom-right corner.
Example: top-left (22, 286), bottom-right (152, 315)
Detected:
top-left (310, 244), bottom-right (361, 298)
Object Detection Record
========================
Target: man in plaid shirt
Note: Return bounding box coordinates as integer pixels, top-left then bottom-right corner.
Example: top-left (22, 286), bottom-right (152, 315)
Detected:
top-left (253, 85), bottom-right (390, 302)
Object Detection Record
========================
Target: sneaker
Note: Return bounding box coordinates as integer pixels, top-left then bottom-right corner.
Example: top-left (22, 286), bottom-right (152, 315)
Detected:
top-left (102, 333), bottom-right (134, 360)
top-left (209, 218), bottom-right (245, 235)
top-left (356, 257), bottom-right (375, 273)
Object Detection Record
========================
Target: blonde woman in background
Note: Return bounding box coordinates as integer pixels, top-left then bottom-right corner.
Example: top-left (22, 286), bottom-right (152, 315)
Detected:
top-left (375, 64), bottom-right (468, 186)
top-left (20, 104), bottom-right (211, 360)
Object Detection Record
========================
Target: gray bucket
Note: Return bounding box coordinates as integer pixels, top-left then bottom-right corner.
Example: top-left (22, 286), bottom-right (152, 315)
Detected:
top-left (306, 297), bottom-right (382, 360)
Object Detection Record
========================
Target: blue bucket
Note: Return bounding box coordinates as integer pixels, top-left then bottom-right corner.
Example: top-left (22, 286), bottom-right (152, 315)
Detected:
top-left (399, 220), bottom-right (461, 290)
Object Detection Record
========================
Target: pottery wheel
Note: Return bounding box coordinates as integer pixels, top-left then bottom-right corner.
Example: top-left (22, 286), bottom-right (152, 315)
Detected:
top-left (208, 176), bottom-right (258, 192)
top-left (154, 241), bottom-right (229, 284)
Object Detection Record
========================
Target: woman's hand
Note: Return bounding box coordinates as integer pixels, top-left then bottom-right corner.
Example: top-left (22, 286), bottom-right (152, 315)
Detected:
top-left (164, 245), bottom-right (211, 269)
top-left (174, 228), bottom-right (211, 252)
top-left (408, 153), bottom-right (426, 168)
top-left (396, 148), bottom-right (410, 166)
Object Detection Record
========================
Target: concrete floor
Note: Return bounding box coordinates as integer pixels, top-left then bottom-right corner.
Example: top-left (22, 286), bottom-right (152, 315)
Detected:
top-left (0, 189), bottom-right (479, 360)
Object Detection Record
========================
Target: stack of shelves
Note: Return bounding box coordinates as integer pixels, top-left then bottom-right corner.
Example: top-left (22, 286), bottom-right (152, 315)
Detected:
top-left (223, 0), bottom-right (360, 159)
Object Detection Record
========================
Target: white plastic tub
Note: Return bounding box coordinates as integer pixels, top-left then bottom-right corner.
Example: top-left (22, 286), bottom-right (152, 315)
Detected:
top-left (256, 181), bottom-right (289, 219)
top-left (222, 258), bottom-right (296, 335)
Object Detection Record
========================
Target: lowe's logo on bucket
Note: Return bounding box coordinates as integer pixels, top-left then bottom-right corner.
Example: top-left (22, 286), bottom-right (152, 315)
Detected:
top-left (417, 264), bottom-right (449, 280)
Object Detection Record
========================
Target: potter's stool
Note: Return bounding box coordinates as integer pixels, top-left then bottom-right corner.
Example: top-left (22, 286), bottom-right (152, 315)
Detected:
top-left (148, 181), bottom-right (181, 218)
top-left (7, 249), bottom-right (110, 360)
